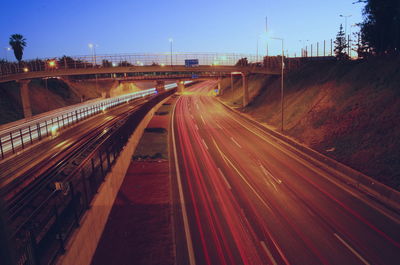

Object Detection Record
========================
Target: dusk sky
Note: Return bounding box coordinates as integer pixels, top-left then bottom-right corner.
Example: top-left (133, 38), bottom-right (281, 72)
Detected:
top-left (1, 0), bottom-right (363, 60)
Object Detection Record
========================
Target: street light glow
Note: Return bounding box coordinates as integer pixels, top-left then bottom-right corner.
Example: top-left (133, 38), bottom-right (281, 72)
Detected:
top-left (51, 125), bottom-right (59, 136)
top-left (48, 60), bottom-right (56, 67)
top-left (23, 67), bottom-right (29, 72)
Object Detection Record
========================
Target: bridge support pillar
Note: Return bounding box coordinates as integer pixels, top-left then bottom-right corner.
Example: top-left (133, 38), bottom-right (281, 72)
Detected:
top-left (242, 73), bottom-right (249, 107)
top-left (104, 87), bottom-right (111, 98)
top-left (19, 79), bottom-right (32, 118)
top-left (217, 78), bottom-right (222, 95)
top-left (155, 80), bottom-right (165, 93)
top-left (177, 81), bottom-right (185, 93)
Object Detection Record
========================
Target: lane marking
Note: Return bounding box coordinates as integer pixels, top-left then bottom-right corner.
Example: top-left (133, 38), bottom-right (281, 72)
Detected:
top-left (334, 233), bottom-right (371, 265)
top-left (190, 114), bottom-right (194, 119)
top-left (171, 99), bottom-right (197, 265)
top-left (211, 136), bottom-right (271, 211)
top-left (211, 136), bottom-right (291, 265)
top-left (195, 124), bottom-right (199, 131)
top-left (260, 241), bottom-right (278, 265)
top-left (259, 163), bottom-right (282, 184)
top-left (230, 137), bottom-right (242, 149)
top-left (202, 138), bottom-right (209, 150)
top-left (215, 121), bottom-right (223, 130)
top-left (196, 103), bottom-right (200, 110)
top-left (265, 178), bottom-right (278, 192)
top-left (200, 115), bottom-right (206, 125)
top-left (223, 107), bottom-right (400, 227)
top-left (218, 167), bottom-right (232, 189)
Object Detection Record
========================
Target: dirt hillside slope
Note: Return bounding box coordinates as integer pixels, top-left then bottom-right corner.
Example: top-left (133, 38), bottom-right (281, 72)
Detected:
top-left (220, 57), bottom-right (400, 190)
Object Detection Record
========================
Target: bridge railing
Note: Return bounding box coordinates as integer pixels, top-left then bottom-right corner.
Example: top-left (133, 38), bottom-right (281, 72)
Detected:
top-left (6, 89), bottom-right (176, 265)
top-left (0, 87), bottom-right (158, 160)
top-left (0, 53), bottom-right (261, 76)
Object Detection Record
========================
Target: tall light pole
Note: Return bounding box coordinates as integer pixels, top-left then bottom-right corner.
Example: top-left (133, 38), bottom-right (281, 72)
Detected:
top-left (340, 14), bottom-right (352, 54)
top-left (256, 36), bottom-right (259, 62)
top-left (349, 24), bottom-right (358, 58)
top-left (168, 38), bottom-right (173, 67)
top-left (271, 37), bottom-right (285, 131)
top-left (265, 16), bottom-right (269, 57)
top-left (88, 43), bottom-right (98, 66)
top-left (298, 40), bottom-right (309, 57)
top-left (4, 47), bottom-right (11, 61)
top-left (88, 43), bottom-right (99, 95)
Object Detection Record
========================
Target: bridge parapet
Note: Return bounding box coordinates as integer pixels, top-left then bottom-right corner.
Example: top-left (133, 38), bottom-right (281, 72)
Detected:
top-left (0, 53), bottom-right (282, 82)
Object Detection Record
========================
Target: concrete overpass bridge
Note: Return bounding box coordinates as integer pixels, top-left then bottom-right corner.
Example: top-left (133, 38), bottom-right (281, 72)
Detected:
top-left (0, 53), bottom-right (282, 117)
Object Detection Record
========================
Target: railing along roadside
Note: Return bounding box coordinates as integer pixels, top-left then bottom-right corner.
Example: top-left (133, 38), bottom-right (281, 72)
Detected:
top-left (0, 88), bottom-right (156, 161)
top-left (6, 88), bottom-right (176, 265)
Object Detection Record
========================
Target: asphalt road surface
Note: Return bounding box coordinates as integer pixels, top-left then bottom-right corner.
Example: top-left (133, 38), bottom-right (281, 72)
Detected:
top-left (0, 95), bottom-right (151, 198)
top-left (171, 80), bottom-right (400, 265)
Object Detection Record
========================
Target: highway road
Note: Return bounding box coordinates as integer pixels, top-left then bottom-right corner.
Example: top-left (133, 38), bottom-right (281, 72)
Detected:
top-left (171, 81), bottom-right (400, 265)
top-left (0, 93), bottom-right (154, 201)
top-left (0, 88), bottom-right (157, 160)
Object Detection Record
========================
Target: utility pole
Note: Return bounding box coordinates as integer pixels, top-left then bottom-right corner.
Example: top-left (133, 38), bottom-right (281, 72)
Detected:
top-left (340, 14), bottom-right (352, 55)
top-left (271, 37), bottom-right (285, 132)
top-left (169, 38), bottom-right (173, 67)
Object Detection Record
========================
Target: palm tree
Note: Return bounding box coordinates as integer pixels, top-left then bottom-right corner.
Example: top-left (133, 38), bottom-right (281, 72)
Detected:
top-left (9, 34), bottom-right (27, 62)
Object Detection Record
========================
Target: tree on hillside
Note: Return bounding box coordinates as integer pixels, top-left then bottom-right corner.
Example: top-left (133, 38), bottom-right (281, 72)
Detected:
top-left (356, 0), bottom-right (400, 55)
top-left (9, 34), bottom-right (27, 62)
top-left (353, 30), bottom-right (370, 58)
top-left (102, 59), bottom-right (113, 67)
top-left (334, 24), bottom-right (349, 60)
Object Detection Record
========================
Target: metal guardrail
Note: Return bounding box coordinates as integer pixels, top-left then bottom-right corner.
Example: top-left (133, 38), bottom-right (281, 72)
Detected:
top-left (6, 89), bottom-right (176, 265)
top-left (0, 88), bottom-right (157, 160)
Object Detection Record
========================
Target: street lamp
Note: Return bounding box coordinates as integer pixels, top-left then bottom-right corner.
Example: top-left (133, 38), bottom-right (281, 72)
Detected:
top-left (168, 38), bottom-right (173, 67)
top-left (257, 34), bottom-right (265, 62)
top-left (270, 37), bottom-right (285, 132)
top-left (88, 43), bottom-right (99, 95)
top-left (349, 24), bottom-right (358, 58)
top-left (88, 43), bottom-right (98, 66)
top-left (4, 47), bottom-right (11, 61)
top-left (340, 14), bottom-right (352, 53)
top-left (298, 40), bottom-right (309, 57)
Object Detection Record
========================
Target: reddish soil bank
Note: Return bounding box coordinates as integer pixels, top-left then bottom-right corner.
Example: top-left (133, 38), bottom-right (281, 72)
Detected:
top-left (220, 58), bottom-right (400, 190)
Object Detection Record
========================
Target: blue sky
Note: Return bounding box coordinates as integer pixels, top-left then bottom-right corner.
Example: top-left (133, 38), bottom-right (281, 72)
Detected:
top-left (1, 0), bottom-right (364, 60)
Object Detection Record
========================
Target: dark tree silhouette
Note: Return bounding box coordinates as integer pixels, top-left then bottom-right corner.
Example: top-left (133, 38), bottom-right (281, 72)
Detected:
top-left (356, 0), bottom-right (400, 54)
top-left (9, 34), bottom-right (27, 62)
top-left (102, 59), bottom-right (113, 67)
top-left (334, 24), bottom-right (349, 60)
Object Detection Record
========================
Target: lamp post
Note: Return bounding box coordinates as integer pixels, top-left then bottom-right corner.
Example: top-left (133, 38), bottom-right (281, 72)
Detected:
top-left (88, 43), bottom-right (98, 66)
top-left (271, 37), bottom-right (285, 132)
top-left (168, 38), bottom-right (173, 67)
top-left (298, 40), bottom-right (309, 57)
top-left (349, 24), bottom-right (358, 58)
top-left (88, 43), bottom-right (99, 95)
top-left (4, 47), bottom-right (11, 61)
top-left (340, 14), bottom-right (352, 54)
top-left (256, 36), bottom-right (259, 62)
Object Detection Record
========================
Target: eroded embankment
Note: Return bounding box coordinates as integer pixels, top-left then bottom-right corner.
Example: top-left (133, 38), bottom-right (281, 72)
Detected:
top-left (0, 79), bottom-right (156, 125)
top-left (219, 57), bottom-right (400, 190)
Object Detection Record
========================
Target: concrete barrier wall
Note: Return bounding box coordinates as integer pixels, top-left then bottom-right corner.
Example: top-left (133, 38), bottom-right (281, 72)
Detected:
top-left (56, 96), bottom-right (172, 265)
top-left (218, 99), bottom-right (400, 212)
